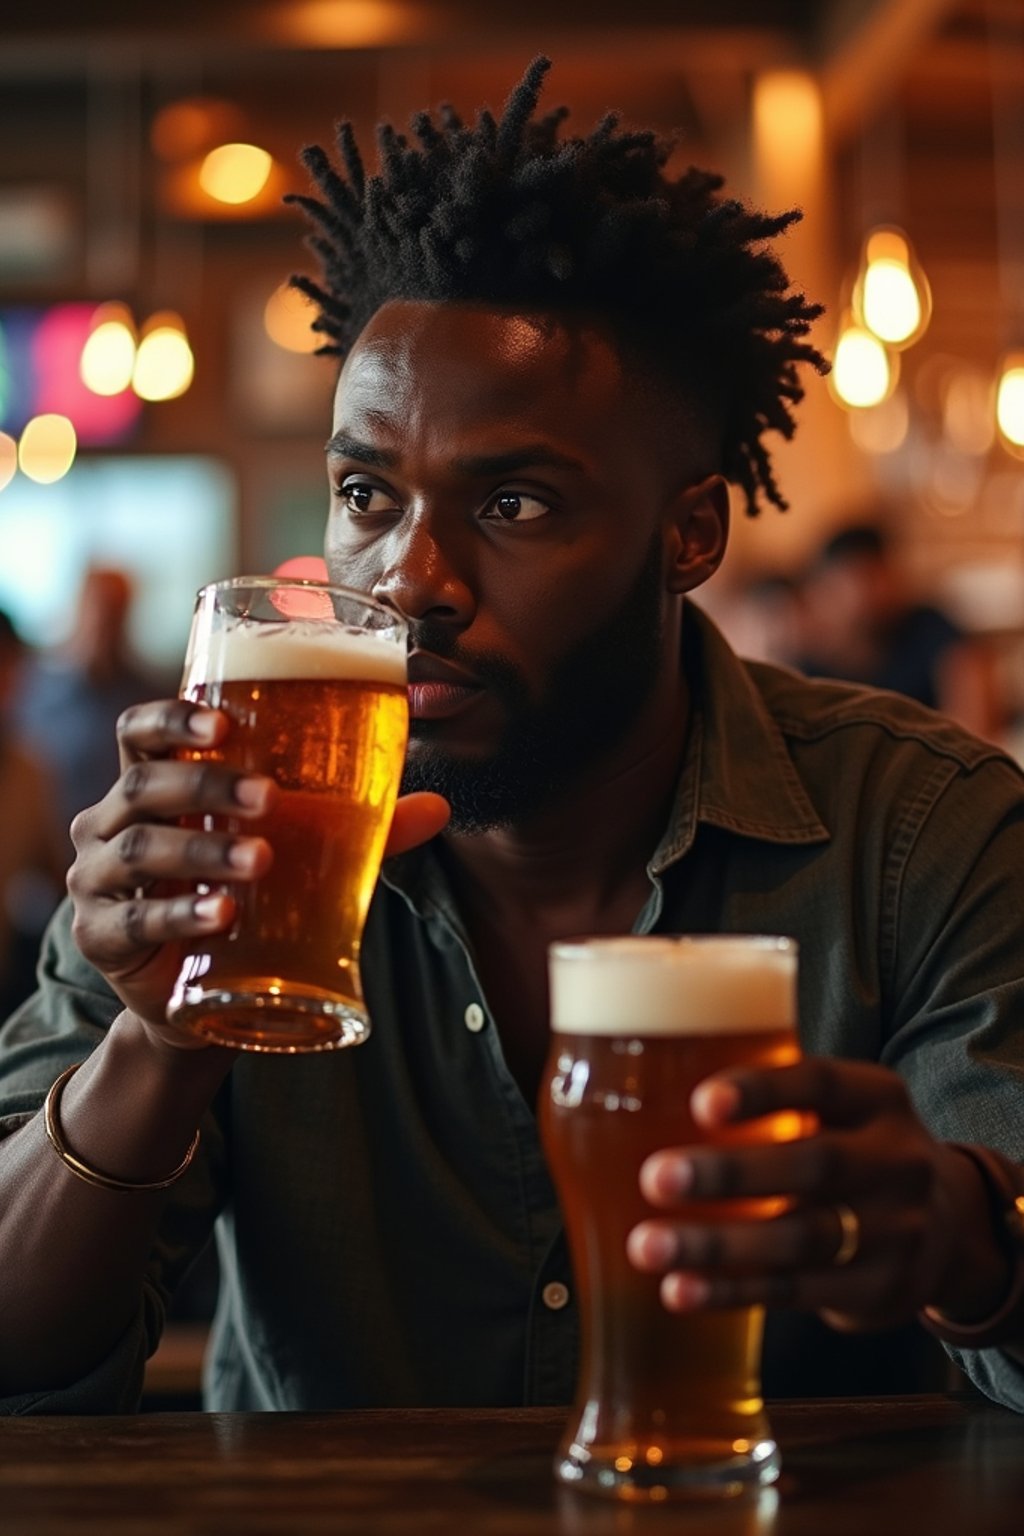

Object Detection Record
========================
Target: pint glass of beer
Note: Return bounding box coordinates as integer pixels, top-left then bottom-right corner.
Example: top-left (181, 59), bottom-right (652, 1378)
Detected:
top-left (540, 935), bottom-right (801, 1500)
top-left (167, 576), bottom-right (407, 1052)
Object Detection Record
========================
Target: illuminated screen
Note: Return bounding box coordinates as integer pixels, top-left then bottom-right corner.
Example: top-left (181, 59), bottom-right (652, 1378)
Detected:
top-left (0, 455), bottom-right (236, 673)
top-left (0, 304), bottom-right (142, 444)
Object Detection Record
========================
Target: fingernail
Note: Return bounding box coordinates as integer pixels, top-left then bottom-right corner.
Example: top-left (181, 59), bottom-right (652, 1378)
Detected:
top-left (227, 840), bottom-right (259, 872)
top-left (628, 1224), bottom-right (677, 1269)
top-left (188, 710), bottom-right (218, 742)
top-left (642, 1154), bottom-right (693, 1201)
top-left (692, 1080), bottom-right (740, 1125)
top-left (234, 777), bottom-right (270, 810)
top-left (193, 896), bottom-right (223, 922)
top-left (664, 1274), bottom-right (710, 1310)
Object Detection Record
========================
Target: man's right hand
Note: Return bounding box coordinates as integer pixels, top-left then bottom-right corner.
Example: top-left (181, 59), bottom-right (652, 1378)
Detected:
top-left (66, 700), bottom-right (450, 1053)
top-left (67, 700), bottom-right (276, 1050)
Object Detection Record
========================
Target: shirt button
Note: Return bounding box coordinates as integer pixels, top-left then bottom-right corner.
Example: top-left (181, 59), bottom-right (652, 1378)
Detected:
top-left (542, 1281), bottom-right (570, 1311)
top-left (464, 1003), bottom-right (485, 1033)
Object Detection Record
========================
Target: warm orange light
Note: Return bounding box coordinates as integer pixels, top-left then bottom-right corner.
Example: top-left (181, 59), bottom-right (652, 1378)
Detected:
top-left (753, 72), bottom-right (824, 183)
top-left (80, 302), bottom-right (137, 396)
top-left (18, 414), bottom-right (77, 484)
top-left (150, 98), bottom-right (246, 162)
top-left (853, 227), bottom-right (931, 349)
top-left (264, 283), bottom-right (320, 354)
top-left (277, 2), bottom-right (431, 47)
top-left (0, 431), bottom-right (17, 492)
top-left (830, 323), bottom-right (895, 409)
top-left (199, 143), bottom-right (273, 205)
top-left (132, 311), bottom-right (194, 401)
top-left (996, 353), bottom-right (1024, 451)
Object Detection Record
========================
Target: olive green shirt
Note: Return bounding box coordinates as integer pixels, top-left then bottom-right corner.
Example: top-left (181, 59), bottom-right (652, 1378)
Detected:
top-left (2, 606), bottom-right (1023, 1414)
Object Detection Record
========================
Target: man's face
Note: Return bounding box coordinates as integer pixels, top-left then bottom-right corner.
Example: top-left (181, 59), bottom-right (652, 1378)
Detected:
top-left (324, 300), bottom-right (705, 832)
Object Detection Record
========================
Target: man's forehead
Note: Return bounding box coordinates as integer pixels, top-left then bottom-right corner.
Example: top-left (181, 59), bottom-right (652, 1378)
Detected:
top-left (333, 299), bottom-right (627, 417)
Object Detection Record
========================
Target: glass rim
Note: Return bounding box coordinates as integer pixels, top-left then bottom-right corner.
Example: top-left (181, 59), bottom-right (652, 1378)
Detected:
top-left (549, 934), bottom-right (798, 961)
top-left (195, 574), bottom-right (403, 625)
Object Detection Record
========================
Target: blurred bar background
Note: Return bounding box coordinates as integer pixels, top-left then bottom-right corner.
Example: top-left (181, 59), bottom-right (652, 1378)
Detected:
top-left (0, 0), bottom-right (1022, 695)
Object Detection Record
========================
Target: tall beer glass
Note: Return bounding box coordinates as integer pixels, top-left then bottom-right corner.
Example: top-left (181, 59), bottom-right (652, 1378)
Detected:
top-left (167, 577), bottom-right (407, 1052)
top-left (540, 935), bottom-right (801, 1500)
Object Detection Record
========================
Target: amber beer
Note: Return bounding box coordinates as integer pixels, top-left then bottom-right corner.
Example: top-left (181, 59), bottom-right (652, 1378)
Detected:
top-left (167, 578), bottom-right (407, 1052)
top-left (540, 935), bottom-right (800, 1500)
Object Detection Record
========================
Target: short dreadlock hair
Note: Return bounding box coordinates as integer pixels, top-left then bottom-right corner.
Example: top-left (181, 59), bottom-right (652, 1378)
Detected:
top-left (287, 56), bottom-right (828, 515)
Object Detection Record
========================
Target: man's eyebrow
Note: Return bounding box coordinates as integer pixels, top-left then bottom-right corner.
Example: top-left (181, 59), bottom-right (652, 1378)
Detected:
top-left (324, 433), bottom-right (398, 469)
top-left (451, 446), bottom-right (588, 477)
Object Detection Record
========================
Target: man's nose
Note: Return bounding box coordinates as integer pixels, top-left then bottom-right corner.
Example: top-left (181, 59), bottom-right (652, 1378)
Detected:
top-left (372, 519), bottom-right (476, 628)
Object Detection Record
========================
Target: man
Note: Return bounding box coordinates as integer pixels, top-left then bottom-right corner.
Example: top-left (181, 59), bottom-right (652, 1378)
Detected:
top-left (1, 59), bottom-right (1023, 1414)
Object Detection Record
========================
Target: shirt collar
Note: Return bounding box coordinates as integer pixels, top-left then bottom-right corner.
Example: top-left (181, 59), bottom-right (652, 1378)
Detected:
top-left (648, 604), bottom-right (828, 876)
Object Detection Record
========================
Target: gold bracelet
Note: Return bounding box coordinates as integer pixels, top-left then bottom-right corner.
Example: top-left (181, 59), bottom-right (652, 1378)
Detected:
top-left (44, 1062), bottom-right (201, 1193)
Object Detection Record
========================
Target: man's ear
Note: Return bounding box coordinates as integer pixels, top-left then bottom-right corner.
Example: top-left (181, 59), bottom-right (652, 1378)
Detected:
top-left (665, 474), bottom-right (730, 593)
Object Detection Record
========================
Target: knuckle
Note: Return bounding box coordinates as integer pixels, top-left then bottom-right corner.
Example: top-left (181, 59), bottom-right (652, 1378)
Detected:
top-left (115, 705), bottom-right (139, 739)
top-left (159, 699), bottom-right (188, 734)
top-left (800, 1136), bottom-right (845, 1190)
top-left (694, 1153), bottom-right (739, 1199)
top-left (122, 900), bottom-right (148, 949)
top-left (122, 763), bottom-right (149, 802)
top-left (189, 762), bottom-right (223, 804)
top-left (117, 824), bottom-right (150, 872)
top-left (69, 805), bottom-right (96, 850)
top-left (184, 831), bottom-right (220, 868)
top-left (689, 1226), bottom-right (727, 1268)
top-left (69, 909), bottom-right (90, 950)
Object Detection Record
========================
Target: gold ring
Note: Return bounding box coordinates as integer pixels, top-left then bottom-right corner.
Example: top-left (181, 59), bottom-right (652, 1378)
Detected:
top-left (832, 1203), bottom-right (860, 1267)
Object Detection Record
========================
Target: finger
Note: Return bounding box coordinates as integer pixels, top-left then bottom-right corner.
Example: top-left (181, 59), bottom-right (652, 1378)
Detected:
top-left (384, 792), bottom-right (450, 858)
top-left (81, 761), bottom-right (277, 843)
top-left (659, 1258), bottom-right (913, 1329)
top-left (116, 700), bottom-right (228, 766)
top-left (83, 823), bottom-right (273, 896)
top-left (74, 890), bottom-right (236, 966)
top-left (628, 1206), bottom-right (848, 1277)
top-left (691, 1057), bottom-right (910, 1130)
top-left (639, 1133), bottom-right (932, 1206)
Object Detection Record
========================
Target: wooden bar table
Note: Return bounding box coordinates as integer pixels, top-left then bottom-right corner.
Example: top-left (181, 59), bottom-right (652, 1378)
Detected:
top-left (2, 1395), bottom-right (1022, 1536)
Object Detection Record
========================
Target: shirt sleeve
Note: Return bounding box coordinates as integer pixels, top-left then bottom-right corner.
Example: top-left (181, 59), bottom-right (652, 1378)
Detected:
top-left (0, 898), bottom-right (226, 1415)
top-left (881, 752), bottom-right (1024, 1410)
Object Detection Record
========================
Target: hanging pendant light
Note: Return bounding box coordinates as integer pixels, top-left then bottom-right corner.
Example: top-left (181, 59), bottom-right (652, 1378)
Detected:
top-left (853, 227), bottom-right (932, 350)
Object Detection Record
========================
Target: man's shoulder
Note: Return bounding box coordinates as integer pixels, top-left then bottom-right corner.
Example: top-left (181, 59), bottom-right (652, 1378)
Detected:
top-left (743, 655), bottom-right (1014, 779)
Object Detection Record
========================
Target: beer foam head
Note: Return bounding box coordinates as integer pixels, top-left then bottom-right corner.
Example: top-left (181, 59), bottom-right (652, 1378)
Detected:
top-left (183, 615), bottom-right (407, 691)
top-left (549, 935), bottom-right (797, 1036)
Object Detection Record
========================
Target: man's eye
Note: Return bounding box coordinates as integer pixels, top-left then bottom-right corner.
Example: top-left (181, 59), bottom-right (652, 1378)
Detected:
top-left (484, 492), bottom-right (550, 524)
top-left (338, 482), bottom-right (398, 516)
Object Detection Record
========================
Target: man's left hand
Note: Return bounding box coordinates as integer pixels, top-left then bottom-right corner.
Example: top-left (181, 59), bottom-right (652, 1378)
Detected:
top-left (626, 1057), bottom-right (1010, 1331)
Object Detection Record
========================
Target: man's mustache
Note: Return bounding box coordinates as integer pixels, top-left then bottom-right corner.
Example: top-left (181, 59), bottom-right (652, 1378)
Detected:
top-left (406, 621), bottom-right (528, 701)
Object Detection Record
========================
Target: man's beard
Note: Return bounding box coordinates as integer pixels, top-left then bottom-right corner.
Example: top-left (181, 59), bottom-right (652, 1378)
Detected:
top-left (401, 536), bottom-right (667, 833)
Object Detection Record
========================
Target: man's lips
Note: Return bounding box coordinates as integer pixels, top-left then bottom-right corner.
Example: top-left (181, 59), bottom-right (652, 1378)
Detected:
top-left (407, 651), bottom-right (484, 721)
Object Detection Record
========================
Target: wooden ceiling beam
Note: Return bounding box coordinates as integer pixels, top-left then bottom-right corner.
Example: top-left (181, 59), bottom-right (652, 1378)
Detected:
top-left (817, 0), bottom-right (962, 145)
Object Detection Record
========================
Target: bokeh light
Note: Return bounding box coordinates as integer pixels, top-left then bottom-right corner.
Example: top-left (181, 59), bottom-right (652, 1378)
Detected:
top-left (0, 431), bottom-right (17, 492)
top-left (18, 413), bottom-right (77, 483)
top-left (996, 361), bottom-right (1024, 450)
top-left (132, 312), bottom-right (195, 402)
top-left (831, 325), bottom-right (894, 409)
top-left (264, 283), bottom-right (320, 354)
top-left (80, 302), bottom-right (137, 396)
top-left (199, 143), bottom-right (273, 205)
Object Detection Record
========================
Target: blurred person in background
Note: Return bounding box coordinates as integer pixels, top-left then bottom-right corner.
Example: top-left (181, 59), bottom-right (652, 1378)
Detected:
top-left (0, 611), bottom-right (66, 1018)
top-left (14, 568), bottom-right (163, 854)
top-left (798, 522), bottom-right (1003, 739)
top-left (714, 571), bottom-right (811, 671)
